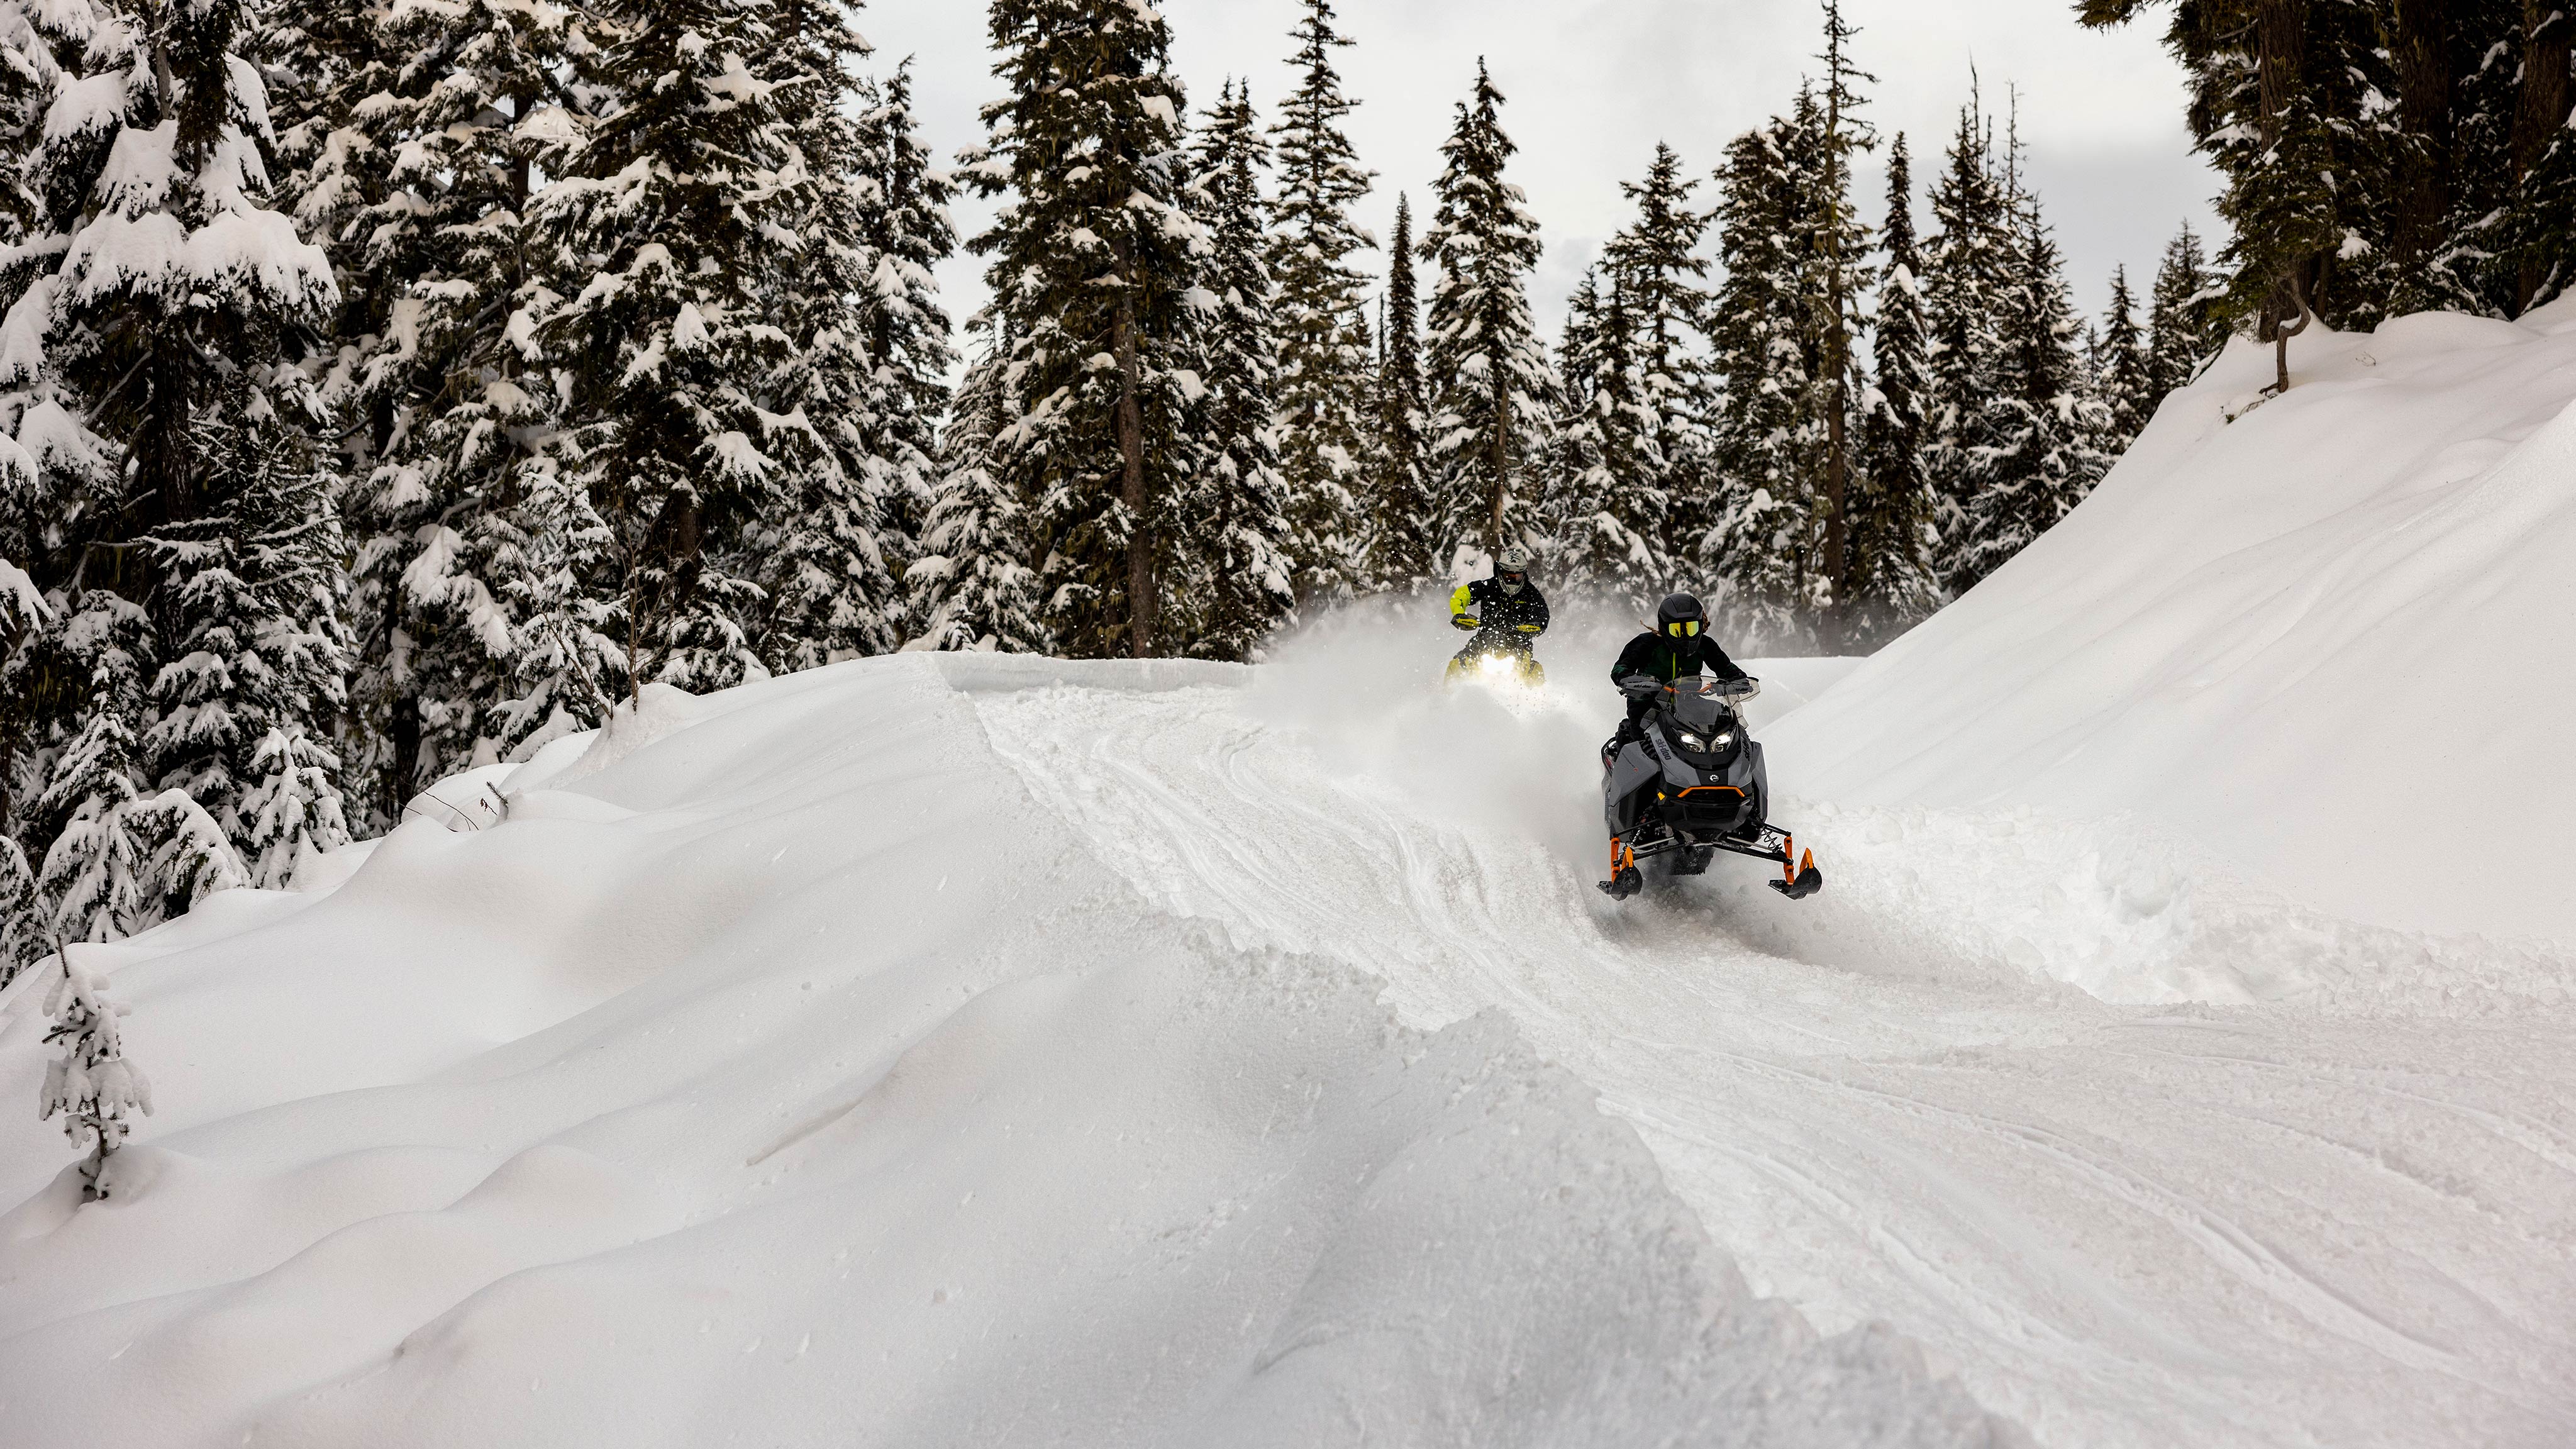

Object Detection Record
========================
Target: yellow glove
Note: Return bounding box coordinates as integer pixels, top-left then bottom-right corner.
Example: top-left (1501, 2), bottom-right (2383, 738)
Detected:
top-left (1515, 623), bottom-right (1543, 633)
top-left (1452, 613), bottom-right (1479, 631)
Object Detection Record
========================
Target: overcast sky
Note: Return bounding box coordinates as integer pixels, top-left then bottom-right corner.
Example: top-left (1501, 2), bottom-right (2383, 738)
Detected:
top-left (858, 0), bottom-right (2221, 350)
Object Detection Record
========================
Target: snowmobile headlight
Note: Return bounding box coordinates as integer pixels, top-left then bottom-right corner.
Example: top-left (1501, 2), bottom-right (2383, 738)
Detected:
top-left (1675, 731), bottom-right (1704, 750)
top-left (1710, 730), bottom-right (1735, 748)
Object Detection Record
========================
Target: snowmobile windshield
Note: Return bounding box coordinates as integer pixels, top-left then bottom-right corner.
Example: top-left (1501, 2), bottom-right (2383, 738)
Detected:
top-left (1666, 679), bottom-right (1737, 733)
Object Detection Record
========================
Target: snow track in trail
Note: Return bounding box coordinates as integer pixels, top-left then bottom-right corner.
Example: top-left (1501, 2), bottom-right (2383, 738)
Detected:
top-left (976, 671), bottom-right (2576, 1449)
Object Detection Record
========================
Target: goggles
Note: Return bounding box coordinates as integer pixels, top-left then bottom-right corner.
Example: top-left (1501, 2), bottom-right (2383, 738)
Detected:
top-left (1498, 570), bottom-right (1526, 586)
top-left (1663, 619), bottom-right (1701, 638)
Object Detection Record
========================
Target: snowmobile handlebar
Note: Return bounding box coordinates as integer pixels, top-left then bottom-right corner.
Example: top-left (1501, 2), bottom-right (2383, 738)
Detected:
top-left (1619, 674), bottom-right (1762, 702)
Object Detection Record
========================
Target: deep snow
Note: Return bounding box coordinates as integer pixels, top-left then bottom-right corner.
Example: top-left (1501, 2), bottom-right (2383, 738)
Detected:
top-left (0, 656), bottom-right (2016, 1449)
top-left (1774, 303), bottom-right (2576, 944)
top-left (7, 307), bottom-right (2576, 1448)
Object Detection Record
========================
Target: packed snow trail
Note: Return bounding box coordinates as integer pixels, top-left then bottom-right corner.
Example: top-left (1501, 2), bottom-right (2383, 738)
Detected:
top-left (970, 636), bottom-right (2576, 1449)
top-left (0, 658), bottom-right (2018, 1449)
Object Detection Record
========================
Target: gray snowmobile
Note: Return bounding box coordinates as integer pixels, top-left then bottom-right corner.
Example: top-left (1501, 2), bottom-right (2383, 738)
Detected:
top-left (1597, 675), bottom-right (1823, 902)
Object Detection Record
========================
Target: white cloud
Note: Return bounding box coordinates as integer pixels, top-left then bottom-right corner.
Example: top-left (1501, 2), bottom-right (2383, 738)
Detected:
top-left (865, 0), bottom-right (2220, 354)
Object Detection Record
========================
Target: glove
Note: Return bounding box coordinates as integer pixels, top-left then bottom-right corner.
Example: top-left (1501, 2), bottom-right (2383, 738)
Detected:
top-left (1514, 623), bottom-right (1543, 634)
top-left (1452, 613), bottom-right (1479, 632)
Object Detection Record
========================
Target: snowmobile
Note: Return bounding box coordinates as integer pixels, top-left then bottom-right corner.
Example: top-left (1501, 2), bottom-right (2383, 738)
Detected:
top-left (1598, 675), bottom-right (1823, 902)
top-left (1445, 625), bottom-right (1547, 689)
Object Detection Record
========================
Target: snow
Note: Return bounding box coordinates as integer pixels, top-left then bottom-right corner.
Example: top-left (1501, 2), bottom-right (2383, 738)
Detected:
top-left (7, 318), bottom-right (2576, 1445)
top-left (1772, 307), bottom-right (2576, 943)
top-left (0, 657), bottom-right (2016, 1448)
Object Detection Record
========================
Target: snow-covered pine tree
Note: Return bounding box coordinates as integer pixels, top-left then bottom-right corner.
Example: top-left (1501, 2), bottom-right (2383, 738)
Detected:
top-left (542, 0), bottom-right (806, 694)
top-left (2146, 221), bottom-right (2218, 401)
top-left (492, 448), bottom-right (623, 757)
top-left (2097, 264), bottom-right (2155, 450)
top-left (2082, 1), bottom-right (2370, 382)
top-left (850, 60), bottom-right (957, 575)
top-left (31, 593), bottom-right (245, 943)
top-left (0, 833), bottom-right (33, 985)
top-left (1420, 60), bottom-right (1554, 563)
top-left (1365, 191), bottom-right (1437, 587)
top-left (7, 0), bottom-right (350, 896)
top-left (962, 0), bottom-right (1208, 658)
top-left (1175, 80), bottom-right (1294, 661)
top-left (39, 948), bottom-right (152, 1199)
top-left (1548, 270), bottom-right (1670, 611)
top-left (1804, 0), bottom-right (1877, 648)
top-left (1955, 138), bottom-right (2111, 589)
top-left (1706, 103), bottom-right (1820, 647)
top-left (1266, 0), bottom-right (1374, 599)
top-left (2503, 3), bottom-right (2576, 314)
top-left (907, 340), bottom-right (1046, 653)
top-left (1599, 142), bottom-right (1711, 560)
top-left (309, 0), bottom-right (589, 826)
top-left (1847, 131), bottom-right (1941, 648)
top-left (750, 4), bottom-right (907, 674)
top-left (146, 402), bottom-right (355, 889)
top-left (1919, 92), bottom-right (2010, 591)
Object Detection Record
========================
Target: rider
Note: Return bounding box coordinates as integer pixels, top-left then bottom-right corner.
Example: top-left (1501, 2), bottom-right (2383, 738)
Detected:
top-left (1605, 592), bottom-right (1748, 764)
top-left (1450, 545), bottom-right (1550, 663)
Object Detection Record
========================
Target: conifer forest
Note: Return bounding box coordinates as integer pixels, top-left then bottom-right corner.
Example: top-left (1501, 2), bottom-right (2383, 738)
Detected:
top-left (3, 0), bottom-right (2572, 962)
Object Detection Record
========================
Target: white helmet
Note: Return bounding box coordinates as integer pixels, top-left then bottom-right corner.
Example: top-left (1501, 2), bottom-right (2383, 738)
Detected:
top-left (1495, 545), bottom-right (1535, 574)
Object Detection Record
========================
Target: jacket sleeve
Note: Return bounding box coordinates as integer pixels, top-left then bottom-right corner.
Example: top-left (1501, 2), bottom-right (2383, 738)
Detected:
top-left (1704, 641), bottom-right (1750, 681)
top-left (1611, 633), bottom-right (1656, 684)
top-left (1515, 589), bottom-right (1552, 635)
top-left (1450, 582), bottom-right (1478, 628)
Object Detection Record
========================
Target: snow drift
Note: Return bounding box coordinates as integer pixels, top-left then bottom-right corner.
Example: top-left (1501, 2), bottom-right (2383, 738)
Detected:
top-left (0, 655), bottom-right (2018, 1448)
top-left (1773, 304), bottom-right (2576, 946)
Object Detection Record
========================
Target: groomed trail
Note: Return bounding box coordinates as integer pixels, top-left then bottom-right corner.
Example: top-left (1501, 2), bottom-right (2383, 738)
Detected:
top-left (971, 623), bottom-right (2576, 1449)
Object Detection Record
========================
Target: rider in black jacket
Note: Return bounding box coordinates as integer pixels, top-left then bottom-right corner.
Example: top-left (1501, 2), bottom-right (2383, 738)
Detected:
top-left (1606, 593), bottom-right (1747, 760)
top-left (1448, 546), bottom-right (1550, 680)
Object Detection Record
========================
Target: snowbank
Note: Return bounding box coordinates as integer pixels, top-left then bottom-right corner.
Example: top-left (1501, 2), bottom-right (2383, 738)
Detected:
top-left (1773, 304), bottom-right (2576, 947)
top-left (0, 656), bottom-right (2019, 1448)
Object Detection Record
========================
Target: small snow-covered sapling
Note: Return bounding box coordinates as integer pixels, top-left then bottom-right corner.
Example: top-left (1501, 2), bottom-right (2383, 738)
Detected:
top-left (37, 943), bottom-right (153, 1201)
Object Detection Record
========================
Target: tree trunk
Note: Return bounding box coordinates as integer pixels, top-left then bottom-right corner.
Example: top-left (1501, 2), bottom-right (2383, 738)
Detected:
top-left (1485, 359), bottom-right (1511, 552)
top-left (1113, 272), bottom-right (1156, 658)
top-left (2515, 0), bottom-right (2573, 314)
top-left (2389, 0), bottom-right (2458, 303)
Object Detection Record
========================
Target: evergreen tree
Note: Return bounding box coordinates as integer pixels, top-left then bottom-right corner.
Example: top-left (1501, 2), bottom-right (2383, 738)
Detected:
top-left (908, 343), bottom-right (1047, 653)
top-left (2097, 264), bottom-right (2157, 449)
top-left (1919, 93), bottom-right (2011, 589)
top-left (1806, 1), bottom-right (1877, 645)
top-left (1178, 81), bottom-right (1295, 660)
top-left (1366, 192), bottom-right (1437, 587)
top-left (752, 13), bottom-right (914, 674)
top-left (1955, 140), bottom-right (2111, 588)
top-left (1420, 61), bottom-right (1554, 563)
top-left (1599, 142), bottom-right (1711, 557)
top-left (851, 62), bottom-right (958, 565)
top-left (39, 949), bottom-right (153, 1199)
top-left (314, 0), bottom-right (588, 825)
top-left (2146, 221), bottom-right (2219, 399)
top-left (1549, 270), bottom-right (1671, 609)
top-left (1706, 105), bottom-right (1821, 646)
top-left (962, 0), bottom-right (1207, 658)
top-left (541, 0), bottom-right (808, 695)
top-left (1848, 132), bottom-right (1941, 647)
top-left (6, 0), bottom-right (349, 915)
top-left (491, 448), bottom-right (623, 758)
top-left (1267, 0), bottom-right (1374, 597)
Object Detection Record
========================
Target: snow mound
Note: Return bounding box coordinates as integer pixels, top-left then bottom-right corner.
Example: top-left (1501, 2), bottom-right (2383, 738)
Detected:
top-left (1774, 307), bottom-right (2576, 950)
top-left (0, 656), bottom-right (2021, 1448)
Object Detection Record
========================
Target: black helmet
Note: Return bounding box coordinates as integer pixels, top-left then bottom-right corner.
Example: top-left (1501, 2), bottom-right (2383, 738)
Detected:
top-left (1656, 592), bottom-right (1706, 640)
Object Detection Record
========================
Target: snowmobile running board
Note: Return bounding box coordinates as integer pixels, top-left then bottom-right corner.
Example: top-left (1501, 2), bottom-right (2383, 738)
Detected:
top-left (1601, 824), bottom-right (1824, 901)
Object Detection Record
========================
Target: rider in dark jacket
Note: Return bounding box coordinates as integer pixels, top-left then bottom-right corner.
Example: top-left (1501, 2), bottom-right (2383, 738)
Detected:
top-left (1606, 593), bottom-right (1746, 759)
